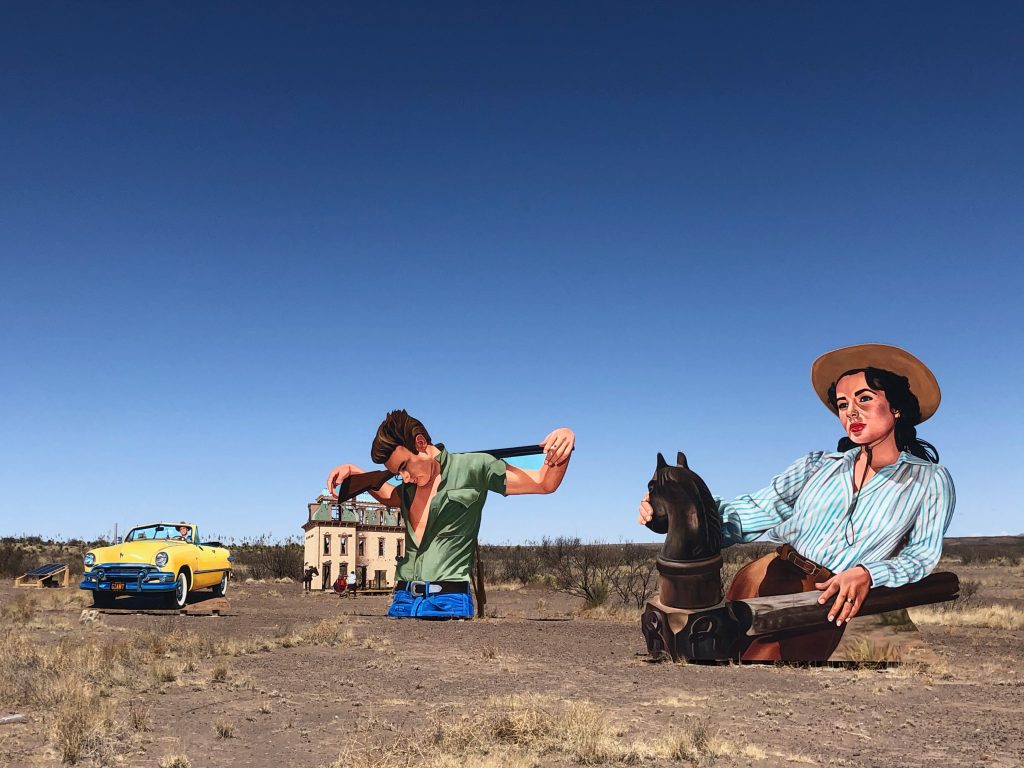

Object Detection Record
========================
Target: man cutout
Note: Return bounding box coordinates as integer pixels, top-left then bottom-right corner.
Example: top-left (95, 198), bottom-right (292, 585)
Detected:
top-left (326, 410), bottom-right (574, 618)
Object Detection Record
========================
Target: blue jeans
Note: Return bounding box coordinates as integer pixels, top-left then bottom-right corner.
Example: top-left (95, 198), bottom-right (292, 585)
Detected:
top-left (387, 583), bottom-right (474, 619)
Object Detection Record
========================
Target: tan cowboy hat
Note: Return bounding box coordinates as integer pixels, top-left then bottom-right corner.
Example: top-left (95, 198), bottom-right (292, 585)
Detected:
top-left (811, 343), bottom-right (940, 423)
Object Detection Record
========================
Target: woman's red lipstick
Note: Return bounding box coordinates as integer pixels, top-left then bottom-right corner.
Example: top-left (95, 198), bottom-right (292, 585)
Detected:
top-left (850, 423), bottom-right (865, 435)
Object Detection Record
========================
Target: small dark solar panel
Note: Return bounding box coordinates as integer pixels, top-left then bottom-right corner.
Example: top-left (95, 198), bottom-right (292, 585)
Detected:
top-left (24, 563), bottom-right (67, 577)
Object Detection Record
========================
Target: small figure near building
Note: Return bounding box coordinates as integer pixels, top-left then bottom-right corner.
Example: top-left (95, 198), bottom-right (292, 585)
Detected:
top-left (302, 563), bottom-right (318, 592)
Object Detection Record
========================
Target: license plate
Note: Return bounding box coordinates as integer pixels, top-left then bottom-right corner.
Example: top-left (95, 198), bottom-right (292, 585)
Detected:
top-left (111, 582), bottom-right (125, 591)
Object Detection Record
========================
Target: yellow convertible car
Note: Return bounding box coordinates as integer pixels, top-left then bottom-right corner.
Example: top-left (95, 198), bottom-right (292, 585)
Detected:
top-left (80, 522), bottom-right (233, 609)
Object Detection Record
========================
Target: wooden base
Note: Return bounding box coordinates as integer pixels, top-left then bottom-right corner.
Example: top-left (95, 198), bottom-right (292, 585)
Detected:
top-left (642, 597), bottom-right (742, 662)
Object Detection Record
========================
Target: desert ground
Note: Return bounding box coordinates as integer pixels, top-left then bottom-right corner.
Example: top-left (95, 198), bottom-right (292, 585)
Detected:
top-left (2, 551), bottom-right (1023, 768)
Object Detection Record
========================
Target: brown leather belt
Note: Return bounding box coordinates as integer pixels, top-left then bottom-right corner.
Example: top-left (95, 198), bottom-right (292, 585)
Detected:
top-left (776, 544), bottom-right (834, 581)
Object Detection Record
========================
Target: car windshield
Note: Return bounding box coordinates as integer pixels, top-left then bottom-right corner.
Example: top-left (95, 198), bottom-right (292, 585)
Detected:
top-left (125, 525), bottom-right (192, 543)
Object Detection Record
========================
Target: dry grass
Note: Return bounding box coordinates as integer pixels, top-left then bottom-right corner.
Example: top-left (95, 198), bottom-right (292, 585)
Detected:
top-left (575, 602), bottom-right (641, 622)
top-left (158, 755), bottom-right (192, 768)
top-left (211, 661), bottom-right (230, 682)
top-left (50, 686), bottom-right (124, 764)
top-left (215, 719), bottom-right (235, 738)
top-left (305, 617), bottom-right (356, 646)
top-left (361, 635), bottom-right (393, 651)
top-left (1, 593), bottom-right (37, 624)
top-left (841, 637), bottom-right (903, 665)
top-left (0, 601), bottom-right (355, 763)
top-left (909, 604), bottom-right (1024, 630)
top-left (321, 693), bottom-right (796, 767)
top-left (127, 700), bottom-right (151, 732)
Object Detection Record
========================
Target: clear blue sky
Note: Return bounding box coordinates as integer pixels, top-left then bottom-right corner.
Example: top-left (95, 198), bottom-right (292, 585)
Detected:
top-left (1, 3), bottom-right (1021, 543)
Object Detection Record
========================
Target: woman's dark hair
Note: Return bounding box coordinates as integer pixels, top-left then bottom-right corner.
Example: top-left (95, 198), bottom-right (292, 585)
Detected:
top-left (370, 409), bottom-right (432, 464)
top-left (827, 367), bottom-right (939, 463)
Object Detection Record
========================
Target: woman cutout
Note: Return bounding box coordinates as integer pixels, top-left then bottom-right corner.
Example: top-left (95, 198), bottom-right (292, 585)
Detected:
top-left (638, 344), bottom-right (955, 661)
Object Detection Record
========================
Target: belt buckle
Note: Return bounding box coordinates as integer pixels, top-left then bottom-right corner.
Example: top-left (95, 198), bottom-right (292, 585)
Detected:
top-left (788, 553), bottom-right (816, 575)
top-left (408, 580), bottom-right (427, 597)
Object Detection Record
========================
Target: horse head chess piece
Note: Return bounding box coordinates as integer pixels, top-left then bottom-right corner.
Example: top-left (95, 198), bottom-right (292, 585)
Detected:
top-left (645, 451), bottom-right (724, 609)
top-left (641, 451), bottom-right (738, 661)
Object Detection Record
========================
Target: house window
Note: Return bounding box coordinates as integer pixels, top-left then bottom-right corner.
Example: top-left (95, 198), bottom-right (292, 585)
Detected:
top-left (378, 538), bottom-right (385, 557)
top-left (397, 539), bottom-right (403, 558)
top-left (323, 534), bottom-right (331, 555)
top-left (357, 538), bottom-right (365, 557)
top-left (340, 535), bottom-right (348, 555)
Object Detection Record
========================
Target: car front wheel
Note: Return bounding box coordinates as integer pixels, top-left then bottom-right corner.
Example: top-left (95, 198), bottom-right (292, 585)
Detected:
top-left (212, 572), bottom-right (228, 598)
top-left (165, 572), bottom-right (189, 609)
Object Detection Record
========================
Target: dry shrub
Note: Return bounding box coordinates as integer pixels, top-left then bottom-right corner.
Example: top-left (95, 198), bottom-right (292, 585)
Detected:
top-left (842, 637), bottom-right (903, 665)
top-left (215, 719), bottom-right (235, 738)
top-left (211, 661), bottom-right (230, 682)
top-left (158, 756), bottom-right (192, 768)
top-left (361, 636), bottom-right (392, 652)
top-left (50, 683), bottom-right (126, 765)
top-left (152, 661), bottom-right (179, 684)
top-left (909, 604), bottom-right (1024, 630)
top-left (664, 717), bottom-right (716, 765)
top-left (306, 618), bottom-right (355, 646)
top-left (128, 700), bottom-right (151, 732)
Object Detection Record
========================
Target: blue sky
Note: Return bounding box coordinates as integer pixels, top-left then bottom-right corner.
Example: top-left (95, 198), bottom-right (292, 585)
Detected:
top-left (1, 3), bottom-right (1021, 543)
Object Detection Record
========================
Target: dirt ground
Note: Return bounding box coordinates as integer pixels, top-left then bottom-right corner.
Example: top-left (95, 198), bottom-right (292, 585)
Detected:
top-left (2, 564), bottom-right (1023, 768)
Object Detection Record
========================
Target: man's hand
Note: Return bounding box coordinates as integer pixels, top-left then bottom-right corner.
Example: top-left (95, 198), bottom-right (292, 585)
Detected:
top-left (325, 464), bottom-right (362, 498)
top-left (540, 428), bottom-right (574, 467)
top-left (638, 491), bottom-right (654, 525)
top-left (815, 566), bottom-right (872, 625)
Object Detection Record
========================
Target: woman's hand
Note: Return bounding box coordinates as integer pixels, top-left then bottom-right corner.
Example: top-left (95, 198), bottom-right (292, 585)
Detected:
top-left (815, 566), bottom-right (872, 625)
top-left (540, 428), bottom-right (575, 467)
top-left (325, 464), bottom-right (361, 498)
top-left (638, 491), bottom-right (654, 525)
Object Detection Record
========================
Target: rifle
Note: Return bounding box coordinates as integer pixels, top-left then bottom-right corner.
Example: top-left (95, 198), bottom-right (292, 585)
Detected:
top-left (331, 444), bottom-right (550, 503)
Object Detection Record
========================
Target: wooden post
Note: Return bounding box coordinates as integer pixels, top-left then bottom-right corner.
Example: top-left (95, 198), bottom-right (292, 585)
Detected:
top-left (472, 542), bottom-right (487, 618)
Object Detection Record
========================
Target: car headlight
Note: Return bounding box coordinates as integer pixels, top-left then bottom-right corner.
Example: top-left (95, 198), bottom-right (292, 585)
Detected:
top-left (84, 552), bottom-right (95, 567)
top-left (155, 551), bottom-right (168, 568)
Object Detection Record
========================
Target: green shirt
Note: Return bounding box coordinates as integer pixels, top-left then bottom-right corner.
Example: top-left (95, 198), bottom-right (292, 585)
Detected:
top-left (395, 444), bottom-right (507, 583)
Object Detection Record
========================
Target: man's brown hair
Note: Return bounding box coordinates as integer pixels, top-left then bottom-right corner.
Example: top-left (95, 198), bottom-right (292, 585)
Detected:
top-left (370, 410), bottom-right (432, 464)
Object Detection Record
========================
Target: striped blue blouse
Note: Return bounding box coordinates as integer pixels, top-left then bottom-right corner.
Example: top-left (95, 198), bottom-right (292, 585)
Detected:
top-left (717, 449), bottom-right (956, 588)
